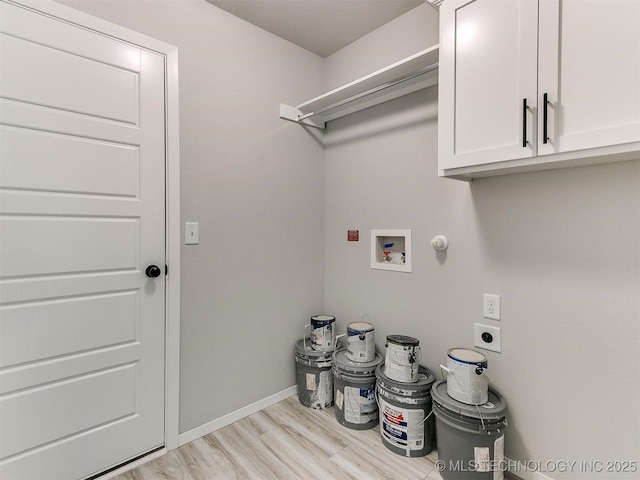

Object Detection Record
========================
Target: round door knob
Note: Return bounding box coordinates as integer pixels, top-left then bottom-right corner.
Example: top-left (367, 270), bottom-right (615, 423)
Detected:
top-left (145, 265), bottom-right (162, 278)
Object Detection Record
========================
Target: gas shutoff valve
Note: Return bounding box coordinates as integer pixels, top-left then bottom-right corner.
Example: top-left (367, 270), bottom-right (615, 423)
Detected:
top-left (431, 235), bottom-right (449, 251)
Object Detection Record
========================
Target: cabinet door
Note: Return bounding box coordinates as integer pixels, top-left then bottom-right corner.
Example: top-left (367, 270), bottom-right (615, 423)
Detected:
top-left (439, 0), bottom-right (538, 170)
top-left (538, 0), bottom-right (640, 156)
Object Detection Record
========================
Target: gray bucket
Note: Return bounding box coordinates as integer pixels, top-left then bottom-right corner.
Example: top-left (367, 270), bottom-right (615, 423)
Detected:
top-left (295, 338), bottom-right (333, 409)
top-left (431, 380), bottom-right (508, 480)
top-left (375, 363), bottom-right (436, 457)
top-left (332, 349), bottom-right (383, 430)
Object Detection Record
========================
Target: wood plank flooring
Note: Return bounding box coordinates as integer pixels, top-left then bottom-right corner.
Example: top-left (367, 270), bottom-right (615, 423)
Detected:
top-left (114, 395), bottom-right (444, 480)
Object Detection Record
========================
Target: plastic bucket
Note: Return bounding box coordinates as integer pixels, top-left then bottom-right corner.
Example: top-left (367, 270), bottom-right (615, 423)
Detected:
top-left (332, 349), bottom-right (383, 430)
top-left (384, 335), bottom-right (421, 383)
top-left (309, 315), bottom-right (336, 351)
top-left (431, 380), bottom-right (508, 480)
top-left (295, 338), bottom-right (333, 409)
top-left (347, 322), bottom-right (375, 363)
top-left (440, 347), bottom-right (489, 405)
top-left (375, 363), bottom-right (436, 457)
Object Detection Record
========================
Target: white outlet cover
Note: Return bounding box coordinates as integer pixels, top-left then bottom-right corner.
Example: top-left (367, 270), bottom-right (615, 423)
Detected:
top-left (474, 323), bottom-right (501, 353)
top-left (483, 293), bottom-right (501, 320)
top-left (185, 222), bottom-right (199, 245)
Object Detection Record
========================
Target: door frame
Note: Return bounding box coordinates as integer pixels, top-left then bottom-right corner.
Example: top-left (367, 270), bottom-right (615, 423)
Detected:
top-left (5, 0), bottom-right (181, 459)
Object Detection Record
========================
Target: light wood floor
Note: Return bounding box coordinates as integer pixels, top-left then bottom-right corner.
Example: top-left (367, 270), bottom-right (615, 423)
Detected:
top-left (114, 395), bottom-right (444, 480)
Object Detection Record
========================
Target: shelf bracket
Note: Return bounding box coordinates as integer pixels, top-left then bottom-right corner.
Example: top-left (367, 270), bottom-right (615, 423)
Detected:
top-left (279, 104), bottom-right (326, 130)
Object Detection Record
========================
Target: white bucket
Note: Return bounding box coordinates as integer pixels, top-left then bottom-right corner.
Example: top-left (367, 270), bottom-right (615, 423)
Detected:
top-left (309, 315), bottom-right (336, 351)
top-left (384, 335), bottom-right (421, 383)
top-left (347, 322), bottom-right (375, 363)
top-left (440, 348), bottom-right (488, 405)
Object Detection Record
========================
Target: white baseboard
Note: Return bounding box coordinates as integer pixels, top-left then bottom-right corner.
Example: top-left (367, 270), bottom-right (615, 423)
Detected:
top-left (506, 457), bottom-right (555, 480)
top-left (177, 385), bottom-right (298, 446)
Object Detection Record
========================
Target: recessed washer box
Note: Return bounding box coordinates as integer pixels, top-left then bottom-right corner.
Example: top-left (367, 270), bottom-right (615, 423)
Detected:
top-left (371, 229), bottom-right (411, 273)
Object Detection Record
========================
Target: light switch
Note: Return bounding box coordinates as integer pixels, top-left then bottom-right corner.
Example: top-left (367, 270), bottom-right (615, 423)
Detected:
top-left (185, 222), bottom-right (199, 245)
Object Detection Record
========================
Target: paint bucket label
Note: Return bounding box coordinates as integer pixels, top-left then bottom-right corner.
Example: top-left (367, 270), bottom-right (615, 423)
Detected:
top-left (310, 315), bottom-right (336, 351)
top-left (307, 370), bottom-right (333, 409)
top-left (493, 435), bottom-right (505, 480)
top-left (445, 348), bottom-right (488, 405)
top-left (379, 398), bottom-right (425, 453)
top-left (384, 335), bottom-right (421, 383)
top-left (343, 385), bottom-right (376, 424)
top-left (347, 322), bottom-right (375, 363)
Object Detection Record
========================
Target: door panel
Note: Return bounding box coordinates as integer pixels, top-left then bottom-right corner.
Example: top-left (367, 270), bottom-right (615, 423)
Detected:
top-left (1, 291), bottom-right (138, 367)
top-left (0, 216), bottom-right (139, 276)
top-left (0, 125), bottom-right (139, 197)
top-left (2, 364), bottom-right (138, 460)
top-left (0, 33), bottom-right (139, 123)
top-left (538, 0), bottom-right (640, 155)
top-left (0, 2), bottom-right (166, 478)
top-left (439, 0), bottom-right (538, 169)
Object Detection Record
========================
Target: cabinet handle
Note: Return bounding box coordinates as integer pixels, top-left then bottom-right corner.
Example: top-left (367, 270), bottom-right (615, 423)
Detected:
top-left (543, 93), bottom-right (549, 144)
top-left (522, 98), bottom-right (528, 148)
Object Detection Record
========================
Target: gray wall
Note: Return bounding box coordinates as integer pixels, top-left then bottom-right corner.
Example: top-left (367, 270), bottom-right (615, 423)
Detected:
top-left (52, 2), bottom-right (640, 477)
top-left (322, 4), bottom-right (439, 91)
top-left (56, 0), bottom-right (326, 433)
top-left (323, 6), bottom-right (640, 479)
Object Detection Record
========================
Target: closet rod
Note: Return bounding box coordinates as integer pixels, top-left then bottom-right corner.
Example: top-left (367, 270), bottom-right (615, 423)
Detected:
top-left (297, 62), bottom-right (439, 121)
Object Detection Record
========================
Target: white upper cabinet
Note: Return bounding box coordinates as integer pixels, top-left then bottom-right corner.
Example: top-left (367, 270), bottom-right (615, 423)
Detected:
top-left (538, 0), bottom-right (640, 156)
top-left (438, 0), bottom-right (538, 169)
top-left (438, 0), bottom-right (640, 179)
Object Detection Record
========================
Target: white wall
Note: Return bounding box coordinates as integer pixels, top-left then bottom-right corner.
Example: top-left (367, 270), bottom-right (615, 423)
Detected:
top-left (55, 0), bottom-right (325, 434)
top-left (323, 6), bottom-right (640, 480)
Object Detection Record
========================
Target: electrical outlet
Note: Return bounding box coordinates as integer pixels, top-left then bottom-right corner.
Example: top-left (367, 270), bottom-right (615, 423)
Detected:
top-left (483, 293), bottom-right (501, 320)
top-left (474, 323), bottom-right (501, 353)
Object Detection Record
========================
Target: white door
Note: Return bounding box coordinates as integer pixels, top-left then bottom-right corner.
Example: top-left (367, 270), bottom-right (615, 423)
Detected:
top-left (538, 0), bottom-right (640, 156)
top-left (438, 0), bottom-right (539, 169)
top-left (0, 3), bottom-right (166, 479)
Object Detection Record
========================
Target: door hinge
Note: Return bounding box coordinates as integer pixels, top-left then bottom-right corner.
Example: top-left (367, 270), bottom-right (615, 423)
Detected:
top-left (165, 265), bottom-right (168, 275)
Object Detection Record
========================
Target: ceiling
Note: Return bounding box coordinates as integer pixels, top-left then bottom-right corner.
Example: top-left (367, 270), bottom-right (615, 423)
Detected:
top-left (204, 0), bottom-right (425, 58)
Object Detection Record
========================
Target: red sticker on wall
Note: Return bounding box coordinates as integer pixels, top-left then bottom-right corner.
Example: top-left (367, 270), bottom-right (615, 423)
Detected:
top-left (347, 230), bottom-right (359, 241)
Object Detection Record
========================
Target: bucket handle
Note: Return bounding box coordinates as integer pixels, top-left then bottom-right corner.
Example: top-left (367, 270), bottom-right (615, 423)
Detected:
top-left (410, 409), bottom-right (433, 430)
top-left (474, 403), bottom-right (487, 432)
top-left (375, 385), bottom-right (433, 430)
top-left (413, 346), bottom-right (422, 365)
top-left (303, 324), bottom-right (310, 350)
top-left (440, 365), bottom-right (467, 395)
top-left (440, 364), bottom-right (491, 385)
top-left (440, 365), bottom-right (490, 432)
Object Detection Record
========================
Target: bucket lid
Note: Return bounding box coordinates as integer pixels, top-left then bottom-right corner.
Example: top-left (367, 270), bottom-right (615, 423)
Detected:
top-left (375, 363), bottom-right (435, 391)
top-left (386, 334), bottom-right (419, 346)
top-left (347, 322), bottom-right (374, 333)
top-left (311, 315), bottom-right (335, 322)
top-left (431, 380), bottom-right (507, 420)
top-left (447, 347), bottom-right (488, 367)
top-left (333, 349), bottom-right (382, 373)
top-left (295, 338), bottom-right (333, 357)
